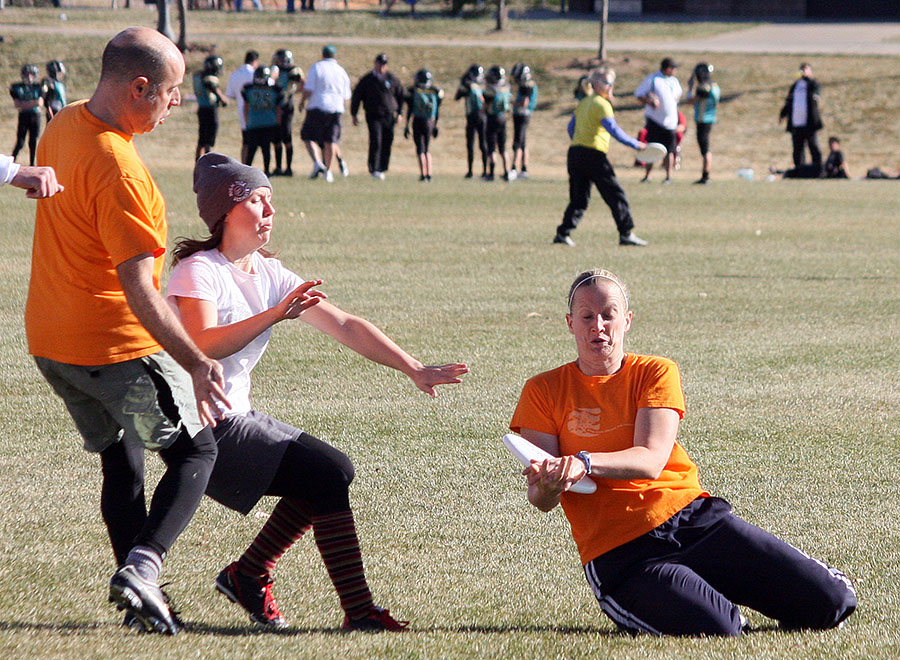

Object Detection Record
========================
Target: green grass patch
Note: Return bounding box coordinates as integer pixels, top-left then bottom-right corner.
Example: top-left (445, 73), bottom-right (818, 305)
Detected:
top-left (0, 14), bottom-right (898, 659)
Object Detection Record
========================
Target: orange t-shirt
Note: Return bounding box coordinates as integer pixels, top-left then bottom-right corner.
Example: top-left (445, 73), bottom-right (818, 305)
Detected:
top-left (510, 354), bottom-right (707, 565)
top-left (26, 100), bottom-right (166, 366)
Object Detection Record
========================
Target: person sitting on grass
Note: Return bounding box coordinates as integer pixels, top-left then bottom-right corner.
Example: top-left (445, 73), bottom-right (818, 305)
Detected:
top-left (509, 268), bottom-right (857, 636)
top-left (770, 136), bottom-right (850, 179)
top-left (167, 153), bottom-right (468, 631)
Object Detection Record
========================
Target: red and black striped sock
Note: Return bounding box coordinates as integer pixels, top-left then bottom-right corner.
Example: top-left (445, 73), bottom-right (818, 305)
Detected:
top-left (237, 498), bottom-right (312, 578)
top-left (312, 509), bottom-right (374, 620)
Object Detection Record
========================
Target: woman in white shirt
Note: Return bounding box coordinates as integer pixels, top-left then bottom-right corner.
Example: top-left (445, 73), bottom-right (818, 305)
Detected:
top-left (168, 152), bottom-right (468, 631)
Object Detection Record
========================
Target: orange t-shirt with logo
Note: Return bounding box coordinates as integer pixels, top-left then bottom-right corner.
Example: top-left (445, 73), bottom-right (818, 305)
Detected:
top-left (510, 354), bottom-right (707, 565)
top-left (26, 100), bottom-right (166, 366)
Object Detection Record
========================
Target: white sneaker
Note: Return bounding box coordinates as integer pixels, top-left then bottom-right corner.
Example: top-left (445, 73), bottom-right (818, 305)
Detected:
top-left (309, 163), bottom-right (324, 179)
top-left (339, 160), bottom-right (349, 177)
top-left (324, 170), bottom-right (334, 183)
top-left (507, 169), bottom-right (517, 181)
top-left (619, 232), bottom-right (648, 246)
top-left (371, 171), bottom-right (385, 180)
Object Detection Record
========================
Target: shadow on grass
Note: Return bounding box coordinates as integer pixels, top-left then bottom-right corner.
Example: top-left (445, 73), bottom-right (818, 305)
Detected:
top-left (0, 619), bottom-right (607, 636)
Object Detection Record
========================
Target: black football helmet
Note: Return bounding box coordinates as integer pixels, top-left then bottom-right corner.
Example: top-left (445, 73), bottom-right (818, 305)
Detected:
top-left (21, 64), bottom-right (39, 80)
top-left (45, 60), bottom-right (66, 80)
top-left (203, 55), bottom-right (224, 76)
top-left (414, 68), bottom-right (433, 89)
top-left (485, 65), bottom-right (505, 85)
top-left (253, 66), bottom-right (272, 84)
top-left (273, 49), bottom-right (294, 69)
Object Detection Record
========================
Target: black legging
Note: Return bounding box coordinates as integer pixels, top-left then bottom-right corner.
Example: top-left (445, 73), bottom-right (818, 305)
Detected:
top-left (265, 432), bottom-right (355, 515)
top-left (100, 426), bottom-right (217, 564)
top-left (13, 112), bottom-right (40, 166)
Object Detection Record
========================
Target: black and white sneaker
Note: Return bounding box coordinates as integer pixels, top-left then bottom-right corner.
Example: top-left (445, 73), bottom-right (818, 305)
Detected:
top-left (109, 565), bottom-right (180, 635)
top-left (553, 233), bottom-right (575, 247)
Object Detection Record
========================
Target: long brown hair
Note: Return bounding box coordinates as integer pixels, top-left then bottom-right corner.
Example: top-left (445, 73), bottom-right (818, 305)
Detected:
top-left (171, 220), bottom-right (276, 266)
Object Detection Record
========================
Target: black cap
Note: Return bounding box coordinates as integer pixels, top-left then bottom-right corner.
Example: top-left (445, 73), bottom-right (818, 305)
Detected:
top-left (374, 53), bottom-right (388, 65)
top-left (661, 57), bottom-right (678, 70)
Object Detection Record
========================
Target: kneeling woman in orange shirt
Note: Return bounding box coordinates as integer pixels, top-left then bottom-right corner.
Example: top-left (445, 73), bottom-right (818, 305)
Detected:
top-left (509, 269), bottom-right (856, 636)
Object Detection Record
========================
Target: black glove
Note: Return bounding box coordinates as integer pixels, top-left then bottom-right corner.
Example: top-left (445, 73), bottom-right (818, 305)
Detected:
top-left (432, 125), bottom-right (439, 138)
top-left (404, 126), bottom-right (410, 139)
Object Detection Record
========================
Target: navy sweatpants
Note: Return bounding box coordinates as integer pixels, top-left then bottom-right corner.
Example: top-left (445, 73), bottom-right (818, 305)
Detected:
top-left (584, 497), bottom-right (856, 636)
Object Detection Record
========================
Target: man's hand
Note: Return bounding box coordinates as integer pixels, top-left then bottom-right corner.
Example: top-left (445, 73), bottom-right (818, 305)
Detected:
top-left (12, 165), bottom-right (63, 199)
top-left (189, 356), bottom-right (230, 428)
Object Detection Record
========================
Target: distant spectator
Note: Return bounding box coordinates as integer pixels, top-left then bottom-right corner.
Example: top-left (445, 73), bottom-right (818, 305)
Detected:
top-left (685, 62), bottom-right (720, 184)
top-left (482, 65), bottom-right (513, 181)
top-left (270, 49), bottom-right (304, 176)
top-left (635, 57), bottom-right (682, 184)
top-left (455, 63), bottom-right (487, 179)
top-left (300, 45), bottom-right (352, 183)
top-left (403, 68), bottom-right (442, 182)
top-left (770, 136), bottom-right (850, 180)
top-left (510, 62), bottom-right (538, 180)
top-left (10, 64), bottom-right (44, 166)
top-left (242, 66), bottom-right (283, 176)
top-left (193, 55), bottom-right (228, 162)
top-left (779, 62), bottom-right (823, 173)
top-left (226, 50), bottom-right (260, 164)
top-left (42, 59), bottom-right (67, 122)
top-left (351, 53), bottom-right (404, 180)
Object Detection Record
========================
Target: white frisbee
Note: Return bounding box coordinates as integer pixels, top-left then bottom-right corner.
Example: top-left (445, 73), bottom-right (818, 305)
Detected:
top-left (638, 142), bottom-right (667, 164)
top-left (502, 433), bottom-right (597, 494)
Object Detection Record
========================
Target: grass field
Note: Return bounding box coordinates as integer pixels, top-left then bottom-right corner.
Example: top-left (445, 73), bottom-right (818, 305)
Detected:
top-left (1, 11), bottom-right (899, 660)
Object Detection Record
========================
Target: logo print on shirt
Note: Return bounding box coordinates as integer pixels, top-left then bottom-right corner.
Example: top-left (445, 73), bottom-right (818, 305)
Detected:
top-left (228, 180), bottom-right (252, 203)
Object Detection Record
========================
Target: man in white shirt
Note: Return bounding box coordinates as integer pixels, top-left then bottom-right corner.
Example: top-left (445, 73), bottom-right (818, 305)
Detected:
top-left (299, 45), bottom-right (352, 183)
top-left (225, 50), bottom-right (260, 164)
top-left (635, 57), bottom-right (682, 183)
top-left (0, 153), bottom-right (61, 198)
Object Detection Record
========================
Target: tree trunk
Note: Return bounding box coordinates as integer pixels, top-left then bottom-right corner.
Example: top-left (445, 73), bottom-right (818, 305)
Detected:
top-left (156, 0), bottom-right (177, 43)
top-left (495, 0), bottom-right (507, 30)
top-left (176, 0), bottom-right (188, 51)
top-left (598, 0), bottom-right (608, 61)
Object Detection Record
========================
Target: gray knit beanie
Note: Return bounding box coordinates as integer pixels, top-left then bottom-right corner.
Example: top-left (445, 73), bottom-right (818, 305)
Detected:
top-left (193, 152), bottom-right (271, 231)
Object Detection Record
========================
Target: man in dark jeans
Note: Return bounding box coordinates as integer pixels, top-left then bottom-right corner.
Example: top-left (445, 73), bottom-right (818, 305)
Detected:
top-left (350, 53), bottom-right (404, 180)
top-left (779, 62), bottom-right (823, 173)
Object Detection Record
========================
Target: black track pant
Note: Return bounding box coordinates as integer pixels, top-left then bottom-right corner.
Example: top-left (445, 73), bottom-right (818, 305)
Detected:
top-left (584, 497), bottom-right (856, 636)
top-left (100, 427), bottom-right (217, 564)
top-left (557, 145), bottom-right (634, 238)
top-left (366, 116), bottom-right (395, 174)
top-left (465, 112), bottom-right (487, 173)
top-left (791, 126), bottom-right (822, 170)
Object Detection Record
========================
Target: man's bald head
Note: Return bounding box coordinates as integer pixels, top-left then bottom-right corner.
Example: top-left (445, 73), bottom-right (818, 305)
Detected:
top-left (99, 27), bottom-right (182, 95)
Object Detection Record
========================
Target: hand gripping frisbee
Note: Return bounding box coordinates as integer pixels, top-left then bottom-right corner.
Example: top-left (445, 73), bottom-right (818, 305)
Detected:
top-left (502, 433), bottom-right (597, 494)
top-left (638, 142), bottom-right (667, 164)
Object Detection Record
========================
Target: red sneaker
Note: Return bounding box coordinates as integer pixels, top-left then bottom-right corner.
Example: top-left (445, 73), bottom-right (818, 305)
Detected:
top-left (342, 606), bottom-right (409, 632)
top-left (215, 562), bottom-right (287, 628)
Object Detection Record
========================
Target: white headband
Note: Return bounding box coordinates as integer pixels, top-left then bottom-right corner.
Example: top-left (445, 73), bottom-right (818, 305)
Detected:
top-left (567, 274), bottom-right (629, 312)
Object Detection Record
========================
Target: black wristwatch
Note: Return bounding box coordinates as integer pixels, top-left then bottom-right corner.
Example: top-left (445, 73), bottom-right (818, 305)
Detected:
top-left (575, 450), bottom-right (591, 476)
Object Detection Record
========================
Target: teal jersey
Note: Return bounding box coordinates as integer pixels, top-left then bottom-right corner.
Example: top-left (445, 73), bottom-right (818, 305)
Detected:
top-left (464, 83), bottom-right (484, 115)
top-left (408, 86), bottom-right (442, 120)
top-left (193, 72), bottom-right (222, 109)
top-left (694, 82), bottom-right (720, 124)
top-left (43, 79), bottom-right (66, 114)
top-left (483, 84), bottom-right (511, 117)
top-left (513, 80), bottom-right (538, 116)
top-left (242, 83), bottom-right (282, 129)
top-left (10, 81), bottom-right (44, 115)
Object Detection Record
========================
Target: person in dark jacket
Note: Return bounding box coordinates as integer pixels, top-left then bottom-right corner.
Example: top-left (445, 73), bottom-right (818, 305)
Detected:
top-left (350, 53), bottom-right (404, 180)
top-left (779, 63), bottom-right (823, 172)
